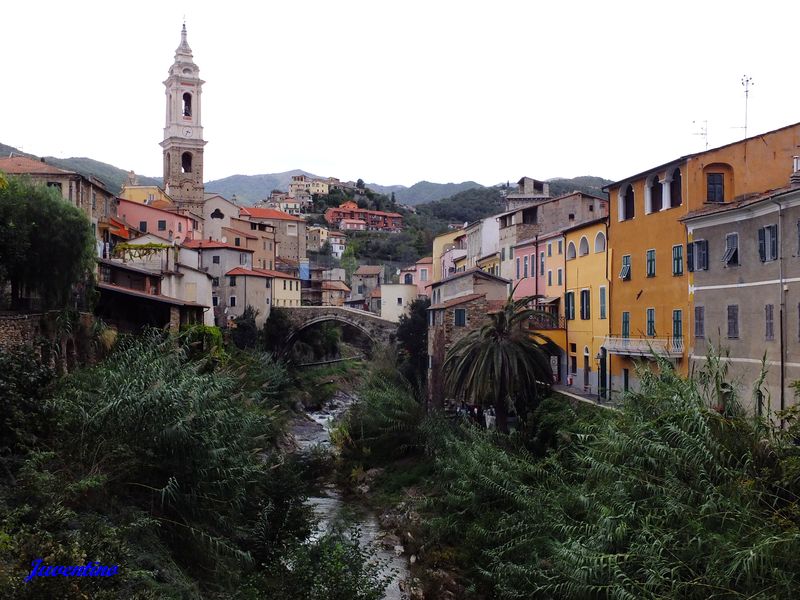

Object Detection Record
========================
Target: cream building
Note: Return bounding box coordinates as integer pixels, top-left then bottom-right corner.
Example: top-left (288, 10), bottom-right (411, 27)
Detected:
top-left (380, 284), bottom-right (419, 322)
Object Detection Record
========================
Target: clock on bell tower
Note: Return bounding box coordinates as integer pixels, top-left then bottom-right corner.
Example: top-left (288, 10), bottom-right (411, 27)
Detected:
top-left (160, 23), bottom-right (206, 213)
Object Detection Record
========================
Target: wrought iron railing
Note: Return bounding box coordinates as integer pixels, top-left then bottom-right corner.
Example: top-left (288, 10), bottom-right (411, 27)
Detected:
top-left (603, 335), bottom-right (684, 357)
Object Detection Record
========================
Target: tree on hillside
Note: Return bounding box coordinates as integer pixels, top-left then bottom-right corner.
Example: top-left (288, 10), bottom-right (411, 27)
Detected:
top-left (443, 293), bottom-right (553, 432)
top-left (356, 178), bottom-right (365, 190)
top-left (396, 298), bottom-right (430, 397)
top-left (340, 245), bottom-right (358, 282)
top-left (0, 176), bottom-right (95, 309)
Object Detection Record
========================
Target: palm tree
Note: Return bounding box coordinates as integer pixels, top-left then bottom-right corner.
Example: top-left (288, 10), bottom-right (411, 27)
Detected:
top-left (443, 293), bottom-right (554, 432)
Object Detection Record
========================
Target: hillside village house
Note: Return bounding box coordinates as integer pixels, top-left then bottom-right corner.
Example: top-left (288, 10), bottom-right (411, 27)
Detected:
top-left (321, 280), bottom-right (351, 306)
top-left (427, 268), bottom-right (510, 404)
top-left (0, 156), bottom-right (117, 247)
top-left (400, 257), bottom-right (433, 298)
top-left (239, 206), bottom-right (307, 262)
top-left (681, 167), bottom-right (800, 416)
top-left (203, 194), bottom-right (240, 240)
top-left (325, 200), bottom-right (403, 232)
top-left (464, 216), bottom-right (500, 271)
top-left (504, 176), bottom-right (551, 211)
top-left (307, 226), bottom-right (329, 252)
top-left (604, 121), bottom-right (800, 399)
top-left (119, 184), bottom-right (175, 209)
top-left (340, 218), bottom-right (367, 231)
top-left (118, 198), bottom-right (200, 244)
top-left (563, 218), bottom-right (610, 397)
top-left (329, 231), bottom-right (347, 259)
top-left (380, 283), bottom-right (418, 322)
top-left (348, 265), bottom-right (385, 310)
top-left (431, 229), bottom-right (467, 283)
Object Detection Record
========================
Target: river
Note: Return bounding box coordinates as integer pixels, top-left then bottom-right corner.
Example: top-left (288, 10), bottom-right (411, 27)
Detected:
top-left (291, 390), bottom-right (412, 600)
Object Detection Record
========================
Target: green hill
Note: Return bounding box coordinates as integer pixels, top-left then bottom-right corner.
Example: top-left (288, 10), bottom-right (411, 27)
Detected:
top-left (204, 170), bottom-right (321, 205)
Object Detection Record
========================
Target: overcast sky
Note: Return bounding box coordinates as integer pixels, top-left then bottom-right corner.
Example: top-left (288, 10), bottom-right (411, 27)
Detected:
top-left (4, 1), bottom-right (799, 187)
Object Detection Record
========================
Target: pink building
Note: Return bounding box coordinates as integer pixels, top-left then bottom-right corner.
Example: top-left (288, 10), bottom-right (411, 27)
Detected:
top-left (340, 218), bottom-right (367, 231)
top-left (399, 256), bottom-right (433, 298)
top-left (118, 199), bottom-right (200, 243)
top-left (512, 230), bottom-right (563, 301)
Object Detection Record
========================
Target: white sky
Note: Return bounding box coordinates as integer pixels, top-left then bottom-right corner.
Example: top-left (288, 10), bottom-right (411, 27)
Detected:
top-left (3, 1), bottom-right (799, 187)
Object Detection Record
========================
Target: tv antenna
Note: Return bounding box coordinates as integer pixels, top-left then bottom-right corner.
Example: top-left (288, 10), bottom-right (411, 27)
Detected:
top-left (741, 75), bottom-right (754, 139)
top-left (692, 120), bottom-right (708, 150)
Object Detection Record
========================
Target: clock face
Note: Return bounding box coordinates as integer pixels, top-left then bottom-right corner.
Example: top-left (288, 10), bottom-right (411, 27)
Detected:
top-left (183, 128), bottom-right (193, 137)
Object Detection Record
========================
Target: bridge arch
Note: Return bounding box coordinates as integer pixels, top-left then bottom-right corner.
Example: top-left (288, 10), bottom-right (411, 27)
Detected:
top-left (282, 306), bottom-right (397, 348)
top-left (284, 314), bottom-right (379, 346)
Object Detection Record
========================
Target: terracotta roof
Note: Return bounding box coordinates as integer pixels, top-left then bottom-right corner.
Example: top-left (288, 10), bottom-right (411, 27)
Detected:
top-left (183, 239), bottom-right (255, 252)
top-left (225, 267), bottom-right (272, 278)
top-left (416, 256), bottom-right (433, 264)
top-left (368, 288), bottom-right (382, 298)
top-left (322, 280), bottom-right (350, 292)
top-left (354, 265), bottom-right (383, 276)
top-left (222, 226), bottom-right (258, 240)
top-left (431, 267), bottom-right (509, 288)
top-left (239, 206), bottom-right (304, 222)
top-left (0, 156), bottom-right (73, 175)
top-left (96, 282), bottom-right (208, 308)
top-left (119, 198), bottom-right (187, 218)
top-left (428, 293), bottom-right (486, 310)
top-left (253, 268), bottom-right (299, 280)
top-left (680, 185), bottom-right (799, 222)
top-left (341, 218), bottom-right (367, 224)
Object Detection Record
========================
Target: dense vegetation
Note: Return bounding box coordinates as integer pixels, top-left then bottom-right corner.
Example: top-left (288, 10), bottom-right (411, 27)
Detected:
top-left (0, 330), bottom-right (388, 599)
top-left (414, 187), bottom-right (505, 227)
top-left (338, 352), bottom-right (800, 599)
top-left (0, 176), bottom-right (96, 309)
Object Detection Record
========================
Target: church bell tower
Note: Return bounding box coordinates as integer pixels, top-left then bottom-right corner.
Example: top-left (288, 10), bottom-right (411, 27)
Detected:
top-left (160, 24), bottom-right (206, 213)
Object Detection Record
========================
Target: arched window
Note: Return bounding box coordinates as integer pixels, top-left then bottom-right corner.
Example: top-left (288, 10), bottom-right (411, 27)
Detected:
top-left (567, 241), bottom-right (577, 260)
top-left (622, 184), bottom-right (635, 220)
top-left (579, 236), bottom-right (589, 256)
top-left (181, 152), bottom-right (192, 174)
top-left (646, 174), bottom-right (663, 213)
top-left (670, 168), bottom-right (683, 207)
top-left (182, 93), bottom-right (192, 117)
top-left (594, 231), bottom-right (606, 253)
top-left (404, 273), bottom-right (413, 284)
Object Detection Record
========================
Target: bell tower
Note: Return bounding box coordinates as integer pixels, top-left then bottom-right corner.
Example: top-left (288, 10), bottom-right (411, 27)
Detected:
top-left (160, 24), bottom-right (206, 213)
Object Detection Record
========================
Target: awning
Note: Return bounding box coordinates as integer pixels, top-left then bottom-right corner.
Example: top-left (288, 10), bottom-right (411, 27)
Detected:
top-left (534, 296), bottom-right (559, 304)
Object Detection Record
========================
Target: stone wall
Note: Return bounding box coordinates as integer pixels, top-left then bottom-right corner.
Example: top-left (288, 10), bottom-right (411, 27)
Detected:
top-left (0, 312), bottom-right (43, 350)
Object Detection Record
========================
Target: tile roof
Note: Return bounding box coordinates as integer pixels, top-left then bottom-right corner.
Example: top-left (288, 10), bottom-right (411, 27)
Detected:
top-left (354, 265), bottom-right (384, 276)
top-left (430, 267), bottom-right (510, 288)
top-left (253, 268), bottom-right (299, 280)
top-left (182, 239), bottom-right (255, 252)
top-left (239, 206), bottom-right (305, 222)
top-left (226, 267), bottom-right (272, 278)
top-left (96, 282), bottom-right (208, 308)
top-left (680, 184), bottom-right (800, 222)
top-left (416, 256), bottom-right (433, 264)
top-left (222, 226), bottom-right (258, 240)
top-left (368, 287), bottom-right (382, 298)
top-left (322, 280), bottom-right (350, 292)
top-left (428, 293), bottom-right (486, 310)
top-left (0, 156), bottom-right (73, 175)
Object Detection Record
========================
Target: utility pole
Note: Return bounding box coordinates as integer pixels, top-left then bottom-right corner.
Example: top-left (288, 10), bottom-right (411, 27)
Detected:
top-left (741, 75), bottom-right (754, 139)
top-left (692, 120), bottom-right (708, 150)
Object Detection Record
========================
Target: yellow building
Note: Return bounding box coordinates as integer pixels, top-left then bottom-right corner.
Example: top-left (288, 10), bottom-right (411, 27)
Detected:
top-left (605, 121), bottom-right (800, 396)
top-left (119, 185), bottom-right (174, 209)
top-left (476, 252), bottom-right (500, 276)
top-left (564, 218), bottom-right (609, 397)
top-left (431, 229), bottom-right (465, 282)
top-left (309, 179), bottom-right (329, 196)
top-left (257, 269), bottom-right (301, 307)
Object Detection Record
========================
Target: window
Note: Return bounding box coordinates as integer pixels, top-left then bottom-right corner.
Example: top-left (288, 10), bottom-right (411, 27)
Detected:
top-left (557, 268), bottom-right (562, 286)
top-left (234, 237), bottom-right (241, 247)
top-left (546, 242), bottom-right (552, 257)
top-left (672, 310), bottom-right (683, 339)
top-left (212, 255), bottom-right (220, 264)
top-left (727, 305), bottom-right (739, 339)
top-left (646, 249), bottom-right (656, 277)
top-left (182, 92), bottom-right (192, 116)
top-left (397, 297), bottom-right (403, 306)
top-left (687, 240), bottom-right (708, 271)
top-left (212, 277), bottom-right (219, 287)
top-left (620, 184), bottom-right (635, 220)
top-left (707, 173), bottom-right (724, 202)
top-left (239, 253), bottom-right (248, 265)
top-left (622, 312), bottom-right (630, 338)
top-left (516, 258), bottom-right (520, 279)
top-left (646, 308), bottom-right (655, 336)
top-left (765, 304), bottom-right (774, 340)
top-left (229, 276), bottom-right (236, 287)
top-left (758, 225), bottom-right (778, 262)
top-left (181, 152), bottom-right (192, 174)
top-left (266, 279), bottom-right (271, 288)
top-left (139, 221), bottom-right (147, 233)
top-left (454, 308), bottom-right (466, 327)
top-left (548, 270), bottom-right (552, 286)
top-left (646, 175), bottom-right (662, 213)
top-left (695, 306), bottom-right (705, 338)
top-left (420, 269), bottom-right (428, 282)
top-left (722, 233), bottom-right (739, 266)
top-left (565, 291), bottom-right (575, 320)
top-left (579, 236), bottom-right (589, 256)
top-left (619, 255), bottom-right (631, 280)
top-left (178, 222), bottom-right (182, 233)
top-left (212, 296), bottom-right (218, 307)
top-left (623, 368), bottom-right (630, 392)
top-left (158, 220), bottom-right (167, 231)
top-left (599, 286), bottom-right (607, 319)
top-left (558, 240), bottom-right (563, 255)
top-left (672, 245), bottom-right (683, 275)
top-left (92, 192), bottom-right (97, 210)
top-left (230, 296), bottom-right (237, 307)
top-left (523, 256), bottom-right (529, 278)
top-left (404, 273), bottom-right (413, 284)
top-left (540, 252), bottom-right (545, 275)
top-left (670, 168), bottom-right (683, 207)
top-left (567, 242), bottom-right (577, 260)
top-left (580, 289), bottom-right (590, 320)
top-left (594, 232), bottom-right (606, 253)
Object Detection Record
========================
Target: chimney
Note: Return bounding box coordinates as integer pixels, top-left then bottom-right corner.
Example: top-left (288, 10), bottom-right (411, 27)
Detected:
top-left (792, 156), bottom-right (800, 185)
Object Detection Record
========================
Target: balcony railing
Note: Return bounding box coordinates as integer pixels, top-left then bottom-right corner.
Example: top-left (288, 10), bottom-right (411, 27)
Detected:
top-left (603, 336), bottom-right (684, 358)
top-left (527, 313), bottom-right (566, 330)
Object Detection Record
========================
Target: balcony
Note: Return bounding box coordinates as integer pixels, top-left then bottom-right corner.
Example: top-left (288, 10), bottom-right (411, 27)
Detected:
top-left (603, 336), bottom-right (684, 358)
top-left (527, 313), bottom-right (566, 330)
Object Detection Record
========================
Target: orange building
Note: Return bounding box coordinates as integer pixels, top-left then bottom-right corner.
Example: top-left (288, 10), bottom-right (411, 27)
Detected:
top-left (604, 121), bottom-right (800, 397)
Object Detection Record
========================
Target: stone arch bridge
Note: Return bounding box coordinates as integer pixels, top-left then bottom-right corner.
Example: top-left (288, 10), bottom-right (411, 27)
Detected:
top-left (282, 306), bottom-right (398, 346)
